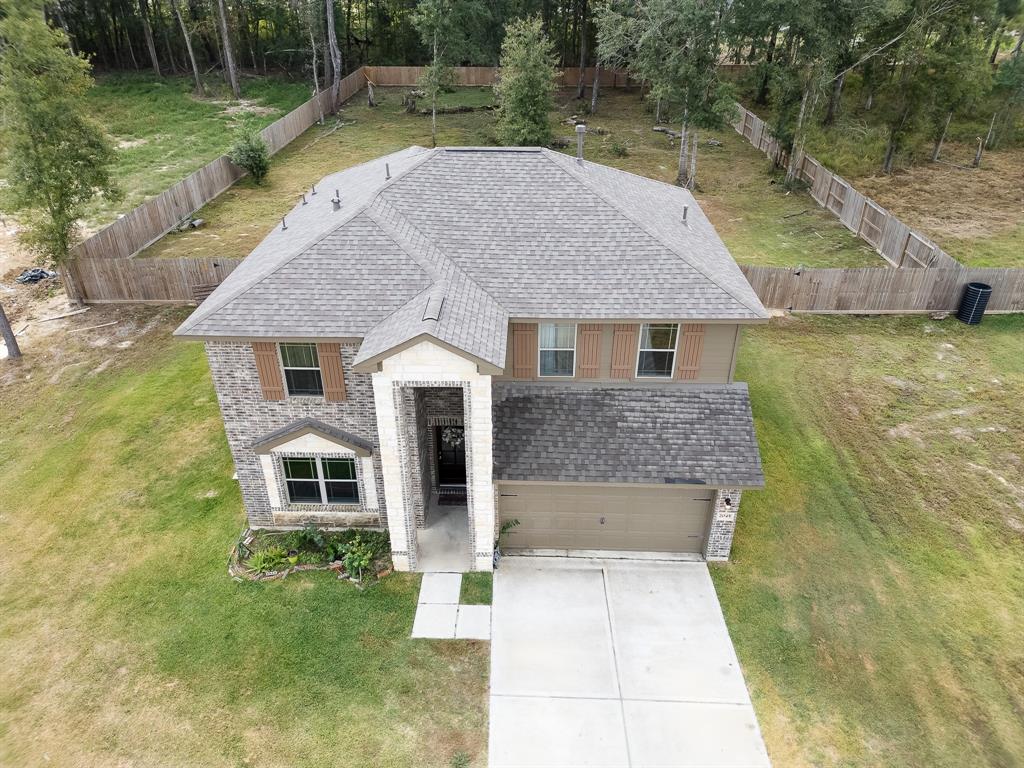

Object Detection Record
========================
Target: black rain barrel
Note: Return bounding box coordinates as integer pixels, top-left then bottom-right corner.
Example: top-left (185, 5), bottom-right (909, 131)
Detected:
top-left (957, 282), bottom-right (992, 325)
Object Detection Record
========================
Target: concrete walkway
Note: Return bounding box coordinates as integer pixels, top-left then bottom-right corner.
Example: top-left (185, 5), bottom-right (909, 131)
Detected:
top-left (488, 557), bottom-right (770, 767)
top-left (410, 572), bottom-right (491, 640)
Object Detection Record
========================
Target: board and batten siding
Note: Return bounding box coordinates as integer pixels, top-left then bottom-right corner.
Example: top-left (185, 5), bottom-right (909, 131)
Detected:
top-left (498, 321), bottom-right (739, 384)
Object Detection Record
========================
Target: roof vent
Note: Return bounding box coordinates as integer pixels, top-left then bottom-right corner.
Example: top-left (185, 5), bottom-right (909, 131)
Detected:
top-left (280, 216), bottom-right (287, 230)
top-left (682, 204), bottom-right (689, 226)
top-left (385, 162), bottom-right (391, 180)
top-left (310, 184), bottom-right (317, 195)
top-left (575, 123), bottom-right (586, 164)
top-left (422, 292), bottom-right (445, 322)
top-left (300, 192), bottom-right (308, 205)
top-left (331, 189), bottom-right (341, 211)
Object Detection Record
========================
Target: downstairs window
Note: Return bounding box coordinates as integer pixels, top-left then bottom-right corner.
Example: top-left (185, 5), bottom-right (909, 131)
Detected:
top-left (282, 457), bottom-right (359, 505)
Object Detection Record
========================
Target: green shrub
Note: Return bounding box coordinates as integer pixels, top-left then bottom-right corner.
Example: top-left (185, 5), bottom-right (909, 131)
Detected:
top-left (228, 124), bottom-right (270, 184)
top-left (247, 545), bottom-right (288, 573)
top-left (610, 139), bottom-right (629, 157)
top-left (283, 525), bottom-right (325, 552)
top-left (342, 534), bottom-right (376, 581)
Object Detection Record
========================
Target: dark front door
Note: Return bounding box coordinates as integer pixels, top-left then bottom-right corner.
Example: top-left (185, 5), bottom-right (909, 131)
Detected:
top-left (436, 425), bottom-right (466, 486)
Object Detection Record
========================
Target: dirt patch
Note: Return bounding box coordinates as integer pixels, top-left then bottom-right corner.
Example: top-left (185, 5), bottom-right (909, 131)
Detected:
top-left (853, 144), bottom-right (1024, 242)
top-left (215, 99), bottom-right (280, 118)
top-left (117, 138), bottom-right (148, 150)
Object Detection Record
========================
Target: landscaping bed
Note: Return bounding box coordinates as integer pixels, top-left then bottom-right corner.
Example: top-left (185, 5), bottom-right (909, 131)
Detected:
top-left (230, 526), bottom-right (392, 584)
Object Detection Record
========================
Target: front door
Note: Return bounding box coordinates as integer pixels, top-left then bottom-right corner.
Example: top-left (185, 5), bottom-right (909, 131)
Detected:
top-left (436, 425), bottom-right (467, 486)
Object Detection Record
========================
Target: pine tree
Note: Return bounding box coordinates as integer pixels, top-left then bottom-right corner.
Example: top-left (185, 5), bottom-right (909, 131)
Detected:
top-left (495, 16), bottom-right (559, 146)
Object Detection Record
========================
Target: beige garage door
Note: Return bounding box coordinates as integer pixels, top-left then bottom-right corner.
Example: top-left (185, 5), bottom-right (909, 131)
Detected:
top-left (498, 483), bottom-right (713, 554)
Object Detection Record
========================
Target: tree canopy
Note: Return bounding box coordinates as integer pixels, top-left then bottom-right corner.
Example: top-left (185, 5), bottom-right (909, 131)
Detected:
top-left (494, 16), bottom-right (559, 146)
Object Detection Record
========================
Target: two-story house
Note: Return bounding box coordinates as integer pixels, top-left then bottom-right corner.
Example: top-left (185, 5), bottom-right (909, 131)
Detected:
top-left (175, 145), bottom-right (767, 572)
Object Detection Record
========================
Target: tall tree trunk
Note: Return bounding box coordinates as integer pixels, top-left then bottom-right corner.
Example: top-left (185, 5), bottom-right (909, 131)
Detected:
top-left (124, 20), bottom-right (140, 69)
top-left (677, 108), bottom-right (689, 186)
top-left (138, 0), bottom-right (162, 76)
top-left (216, 0), bottom-right (241, 98)
top-left (575, 0), bottom-right (588, 100)
top-left (1012, 32), bottom-right (1023, 56)
top-left (52, 0), bottom-right (77, 54)
top-left (0, 301), bottom-right (21, 360)
top-left (983, 110), bottom-right (998, 150)
top-left (325, 0), bottom-right (343, 110)
top-left (989, 24), bottom-right (1002, 64)
top-left (308, 14), bottom-right (324, 123)
top-left (590, 63), bottom-right (599, 113)
top-left (785, 87), bottom-right (810, 182)
top-left (430, 31), bottom-right (438, 147)
top-left (172, 0), bottom-right (204, 95)
top-left (754, 26), bottom-right (778, 104)
top-left (688, 130), bottom-right (698, 190)
top-left (931, 111), bottom-right (951, 160)
top-left (823, 72), bottom-right (844, 125)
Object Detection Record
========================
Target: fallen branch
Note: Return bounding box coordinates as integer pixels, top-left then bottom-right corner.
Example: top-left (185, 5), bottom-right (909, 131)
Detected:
top-left (783, 209), bottom-right (811, 219)
top-left (37, 308), bottom-right (90, 323)
top-left (68, 320), bottom-right (119, 333)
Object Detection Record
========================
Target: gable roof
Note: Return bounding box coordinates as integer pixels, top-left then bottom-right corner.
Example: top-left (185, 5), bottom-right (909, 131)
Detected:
top-left (175, 146), bottom-right (768, 367)
top-left (251, 418), bottom-right (373, 456)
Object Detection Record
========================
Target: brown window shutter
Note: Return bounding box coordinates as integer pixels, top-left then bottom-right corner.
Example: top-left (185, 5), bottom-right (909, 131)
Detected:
top-left (576, 324), bottom-right (602, 378)
top-left (317, 342), bottom-right (347, 402)
top-left (610, 324), bottom-right (639, 379)
top-left (252, 342), bottom-right (285, 400)
top-left (510, 323), bottom-right (537, 379)
top-left (676, 324), bottom-right (705, 380)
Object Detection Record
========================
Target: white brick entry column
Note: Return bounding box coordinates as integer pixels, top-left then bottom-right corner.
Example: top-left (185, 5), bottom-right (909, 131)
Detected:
top-left (704, 488), bottom-right (742, 561)
top-left (371, 341), bottom-right (496, 572)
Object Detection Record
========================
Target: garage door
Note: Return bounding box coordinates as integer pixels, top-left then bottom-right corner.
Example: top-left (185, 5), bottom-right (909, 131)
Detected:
top-left (498, 483), bottom-right (713, 554)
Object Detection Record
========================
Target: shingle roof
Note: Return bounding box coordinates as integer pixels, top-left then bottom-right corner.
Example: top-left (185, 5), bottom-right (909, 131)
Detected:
top-left (175, 146), bottom-right (769, 365)
top-left (491, 383), bottom-right (764, 487)
top-left (251, 417), bottom-right (374, 455)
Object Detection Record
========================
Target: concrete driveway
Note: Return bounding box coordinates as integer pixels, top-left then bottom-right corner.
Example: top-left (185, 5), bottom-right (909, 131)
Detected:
top-left (488, 557), bottom-right (770, 767)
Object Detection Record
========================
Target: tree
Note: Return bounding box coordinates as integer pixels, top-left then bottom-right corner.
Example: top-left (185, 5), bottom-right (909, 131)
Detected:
top-left (325, 0), bottom-right (342, 109)
top-left (495, 16), bottom-right (559, 146)
top-left (137, 0), bottom-right (162, 76)
top-left (0, 300), bottom-right (21, 360)
top-left (228, 124), bottom-right (270, 183)
top-left (412, 0), bottom-right (489, 146)
top-left (597, 0), bottom-right (736, 187)
top-left (215, 0), bottom-right (241, 98)
top-left (0, 11), bottom-right (119, 302)
top-left (170, 0), bottom-right (204, 95)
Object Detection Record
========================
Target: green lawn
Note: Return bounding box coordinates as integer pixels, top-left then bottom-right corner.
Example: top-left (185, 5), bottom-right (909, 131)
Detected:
top-left (140, 86), bottom-right (881, 268)
top-left (80, 73), bottom-right (311, 230)
top-left (717, 314), bottom-right (1024, 767)
top-left (3, 307), bottom-right (1021, 766)
top-left (460, 573), bottom-right (493, 605)
top-left (0, 309), bottom-right (488, 768)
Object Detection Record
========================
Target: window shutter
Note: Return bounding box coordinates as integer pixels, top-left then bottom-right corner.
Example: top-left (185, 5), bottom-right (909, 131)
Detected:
top-left (252, 342), bottom-right (285, 400)
top-left (576, 324), bottom-right (602, 378)
top-left (610, 324), bottom-right (639, 379)
top-left (511, 323), bottom-right (537, 379)
top-left (676, 324), bottom-right (705, 380)
top-left (317, 342), bottom-right (347, 402)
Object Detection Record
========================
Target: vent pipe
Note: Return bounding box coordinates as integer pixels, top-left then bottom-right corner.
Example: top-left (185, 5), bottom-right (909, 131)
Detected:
top-left (331, 189), bottom-right (341, 211)
top-left (310, 184), bottom-right (317, 195)
top-left (385, 162), bottom-right (391, 180)
top-left (300, 192), bottom-right (307, 205)
top-left (281, 216), bottom-right (287, 230)
top-left (682, 204), bottom-right (689, 225)
top-left (575, 124), bottom-right (586, 164)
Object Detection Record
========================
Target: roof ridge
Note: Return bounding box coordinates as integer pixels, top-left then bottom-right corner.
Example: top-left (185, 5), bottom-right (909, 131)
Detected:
top-left (176, 147), bottom-right (440, 335)
top-left (364, 194), bottom-right (509, 315)
top-left (538, 149), bottom-right (766, 318)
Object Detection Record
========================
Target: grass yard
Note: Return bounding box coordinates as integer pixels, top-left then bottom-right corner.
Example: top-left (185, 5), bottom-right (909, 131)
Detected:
top-left (140, 86), bottom-right (880, 268)
top-left (80, 73), bottom-right (311, 230)
top-left (718, 314), bottom-right (1024, 767)
top-left (3, 305), bottom-right (1021, 767)
top-left (0, 308), bottom-right (488, 768)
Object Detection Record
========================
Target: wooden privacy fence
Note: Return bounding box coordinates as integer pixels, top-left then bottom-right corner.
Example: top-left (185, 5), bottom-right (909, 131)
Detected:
top-left (70, 69), bottom-right (365, 263)
top-left (364, 65), bottom-right (632, 89)
top-left (740, 265), bottom-right (1024, 313)
top-left (72, 256), bottom-right (242, 304)
top-left (732, 106), bottom-right (962, 270)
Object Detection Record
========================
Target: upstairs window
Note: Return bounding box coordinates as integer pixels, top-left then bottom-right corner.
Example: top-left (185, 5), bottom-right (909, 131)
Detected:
top-left (636, 323), bottom-right (678, 378)
top-left (280, 343), bottom-right (323, 396)
top-left (538, 323), bottom-right (576, 377)
top-left (283, 457), bottom-right (359, 505)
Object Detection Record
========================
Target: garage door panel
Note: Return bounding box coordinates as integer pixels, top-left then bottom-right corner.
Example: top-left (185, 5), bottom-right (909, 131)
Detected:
top-left (499, 483), bottom-right (712, 554)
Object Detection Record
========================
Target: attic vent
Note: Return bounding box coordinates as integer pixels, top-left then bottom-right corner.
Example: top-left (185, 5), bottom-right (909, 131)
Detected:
top-left (422, 293), bottom-right (445, 322)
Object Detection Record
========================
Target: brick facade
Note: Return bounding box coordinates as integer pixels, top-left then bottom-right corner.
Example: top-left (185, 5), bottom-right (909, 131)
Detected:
top-left (704, 488), bottom-right (742, 561)
top-left (205, 341), bottom-right (387, 529)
